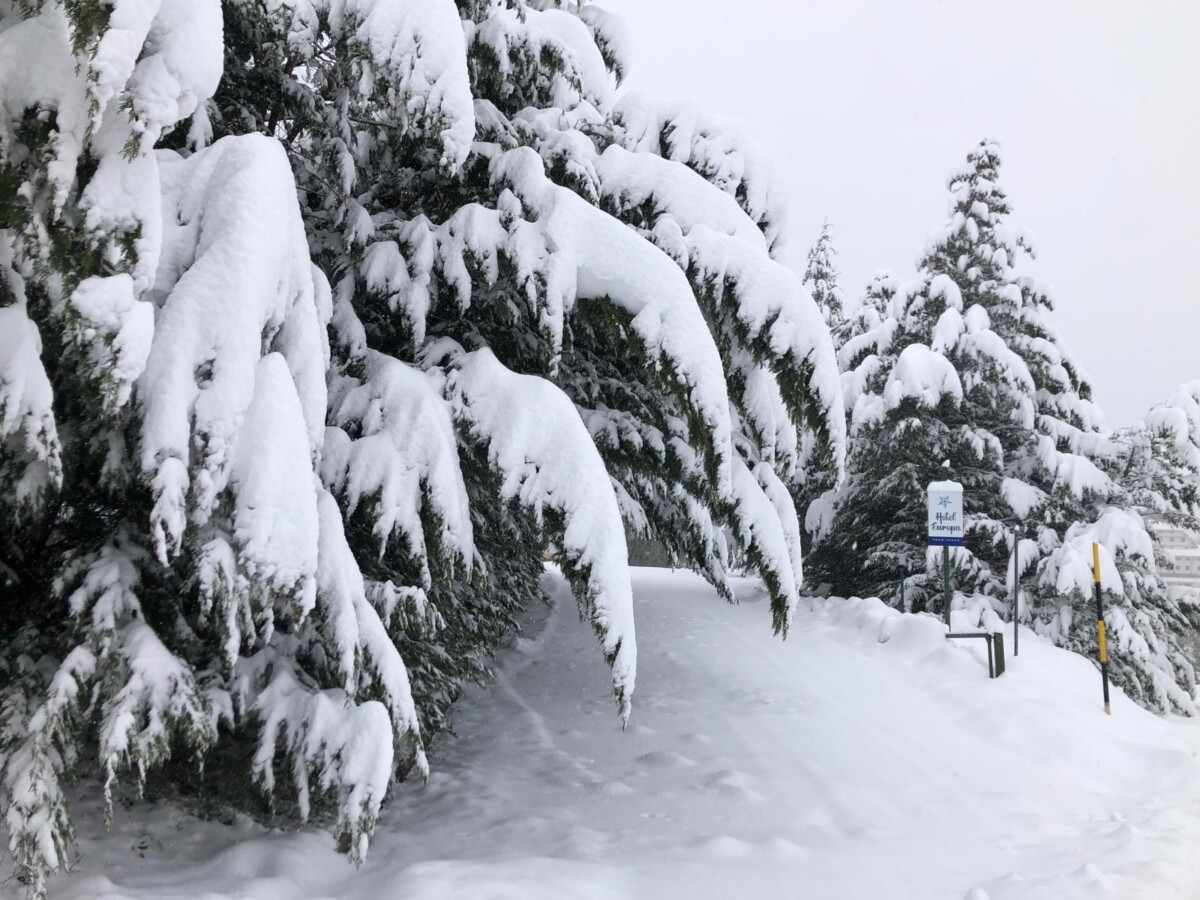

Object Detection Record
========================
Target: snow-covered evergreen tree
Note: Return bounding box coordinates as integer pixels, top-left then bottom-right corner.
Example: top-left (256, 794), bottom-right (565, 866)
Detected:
top-left (802, 219), bottom-right (845, 344)
top-left (807, 270), bottom-right (1013, 609)
top-left (1033, 381), bottom-right (1200, 715)
top-left (206, 0), bottom-right (845, 634)
top-left (809, 139), bottom-right (1197, 713)
top-left (1114, 382), bottom-right (1200, 527)
top-left (807, 143), bottom-right (1043, 609)
top-left (0, 1), bottom-right (844, 893)
top-left (790, 221), bottom-right (847, 542)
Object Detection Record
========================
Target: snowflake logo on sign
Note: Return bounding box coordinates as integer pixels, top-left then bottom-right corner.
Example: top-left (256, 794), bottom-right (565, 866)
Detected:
top-left (938, 496), bottom-right (951, 508)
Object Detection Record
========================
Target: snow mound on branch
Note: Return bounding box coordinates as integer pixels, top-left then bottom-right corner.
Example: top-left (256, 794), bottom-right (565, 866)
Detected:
top-left (228, 354), bottom-right (321, 623)
top-left (0, 1), bottom-right (218, 292)
top-left (140, 133), bottom-right (328, 560)
top-left (930, 307), bottom-right (965, 354)
top-left (613, 92), bottom-right (789, 255)
top-left (1039, 508), bottom-right (1147, 599)
top-left (324, 351), bottom-right (474, 587)
top-left (447, 348), bottom-right (636, 720)
top-left (0, 9), bottom-right (89, 211)
top-left (0, 306), bottom-right (62, 509)
top-left (1001, 477), bottom-right (1047, 519)
top-left (881, 344), bottom-right (962, 413)
top-left (66, 276), bottom-right (155, 414)
top-left (474, 6), bottom-right (616, 113)
top-left (0, 1), bottom-right (221, 210)
top-left (577, 4), bottom-right (632, 85)
top-left (595, 145), bottom-right (766, 249)
top-left (325, 0), bottom-right (475, 169)
top-left (1034, 435), bottom-right (1112, 500)
top-left (89, 0), bottom-right (223, 149)
top-left (486, 147), bottom-right (735, 495)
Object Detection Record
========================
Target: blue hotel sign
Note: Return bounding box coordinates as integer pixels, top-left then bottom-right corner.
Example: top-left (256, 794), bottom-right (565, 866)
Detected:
top-left (927, 481), bottom-right (964, 547)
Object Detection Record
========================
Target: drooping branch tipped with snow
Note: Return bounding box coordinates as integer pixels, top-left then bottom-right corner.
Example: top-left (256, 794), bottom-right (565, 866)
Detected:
top-left (487, 146), bottom-right (738, 496)
top-left (0, 305), bottom-right (62, 515)
top-left (494, 104), bottom-right (842, 617)
top-left (323, 349), bottom-right (474, 591)
top-left (236, 489), bottom-right (428, 863)
top-left (446, 347), bottom-right (637, 719)
top-left (613, 92), bottom-right (790, 257)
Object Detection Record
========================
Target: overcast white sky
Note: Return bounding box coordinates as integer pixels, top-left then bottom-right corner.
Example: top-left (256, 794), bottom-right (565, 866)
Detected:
top-left (600, 0), bottom-right (1200, 426)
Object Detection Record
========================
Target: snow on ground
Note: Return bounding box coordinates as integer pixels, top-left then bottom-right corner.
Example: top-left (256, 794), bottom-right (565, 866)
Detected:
top-left (15, 567), bottom-right (1200, 900)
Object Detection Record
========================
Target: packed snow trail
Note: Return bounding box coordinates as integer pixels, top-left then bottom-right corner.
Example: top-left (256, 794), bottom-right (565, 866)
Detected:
top-left (20, 568), bottom-right (1200, 899)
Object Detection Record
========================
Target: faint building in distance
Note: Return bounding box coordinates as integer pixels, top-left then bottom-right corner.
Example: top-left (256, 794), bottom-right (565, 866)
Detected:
top-left (1147, 516), bottom-right (1200, 596)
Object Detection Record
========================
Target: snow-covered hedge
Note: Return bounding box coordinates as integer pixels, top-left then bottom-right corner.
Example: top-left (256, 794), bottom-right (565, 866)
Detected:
top-left (0, 1), bottom-right (844, 894)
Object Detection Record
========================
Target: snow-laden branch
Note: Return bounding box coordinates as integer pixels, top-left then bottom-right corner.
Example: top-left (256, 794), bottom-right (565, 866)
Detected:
top-left (613, 92), bottom-right (789, 256)
top-left (324, 350), bottom-right (474, 588)
top-left (141, 133), bottom-right (328, 559)
top-left (325, 0), bottom-right (475, 169)
top-left (0, 306), bottom-right (62, 512)
top-left (472, 5), bottom-right (616, 114)
top-left (445, 147), bottom-right (736, 495)
top-left (447, 347), bottom-right (637, 720)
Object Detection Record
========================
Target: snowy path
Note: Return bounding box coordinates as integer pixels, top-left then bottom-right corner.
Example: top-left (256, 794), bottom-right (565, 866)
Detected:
top-left (24, 567), bottom-right (1200, 899)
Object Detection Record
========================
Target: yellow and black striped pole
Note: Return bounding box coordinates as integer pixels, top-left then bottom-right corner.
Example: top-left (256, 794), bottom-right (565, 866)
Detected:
top-left (1092, 543), bottom-right (1111, 715)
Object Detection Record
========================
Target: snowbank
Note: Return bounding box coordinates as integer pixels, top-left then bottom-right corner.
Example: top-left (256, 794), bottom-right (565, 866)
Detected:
top-left (22, 569), bottom-right (1200, 900)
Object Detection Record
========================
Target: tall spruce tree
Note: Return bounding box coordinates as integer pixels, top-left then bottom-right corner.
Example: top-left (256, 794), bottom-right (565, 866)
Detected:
top-left (802, 219), bottom-right (845, 345)
top-left (0, 1), bottom-right (845, 893)
top-left (791, 220), bottom-right (847, 545)
top-left (809, 139), bottom-right (1198, 713)
top-left (807, 270), bottom-right (1018, 610)
top-left (808, 142), bottom-right (1044, 609)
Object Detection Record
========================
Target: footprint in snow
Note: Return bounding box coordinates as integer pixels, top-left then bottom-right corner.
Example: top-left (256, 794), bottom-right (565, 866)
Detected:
top-left (698, 769), bottom-right (763, 803)
top-left (597, 781), bottom-right (635, 798)
top-left (763, 837), bottom-right (808, 860)
top-left (635, 750), bottom-right (697, 768)
top-left (692, 834), bottom-right (753, 859)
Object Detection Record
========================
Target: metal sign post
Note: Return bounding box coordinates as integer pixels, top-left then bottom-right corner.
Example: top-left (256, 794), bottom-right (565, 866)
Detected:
top-left (1092, 543), bottom-right (1112, 715)
top-left (927, 481), bottom-right (964, 628)
top-left (1011, 527), bottom-right (1020, 657)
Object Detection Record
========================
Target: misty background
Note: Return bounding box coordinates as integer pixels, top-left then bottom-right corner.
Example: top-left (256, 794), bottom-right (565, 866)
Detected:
top-left (601, 0), bottom-right (1200, 426)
